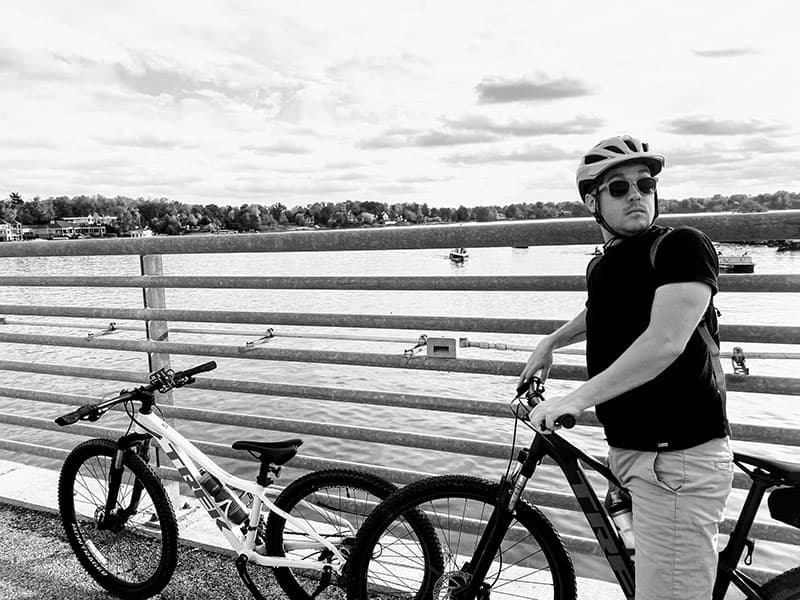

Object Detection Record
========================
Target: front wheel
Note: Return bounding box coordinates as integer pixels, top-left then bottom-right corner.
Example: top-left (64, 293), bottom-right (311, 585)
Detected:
top-left (762, 567), bottom-right (800, 600)
top-left (257, 469), bottom-right (398, 600)
top-left (57, 438), bottom-right (178, 599)
top-left (347, 474), bottom-right (577, 600)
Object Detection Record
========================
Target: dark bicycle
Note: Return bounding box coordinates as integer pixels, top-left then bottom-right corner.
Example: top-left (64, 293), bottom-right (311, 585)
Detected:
top-left (346, 377), bottom-right (800, 600)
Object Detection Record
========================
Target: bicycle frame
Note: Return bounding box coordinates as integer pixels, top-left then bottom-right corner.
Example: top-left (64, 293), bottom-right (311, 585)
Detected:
top-left (464, 427), bottom-right (780, 600)
top-left (115, 409), bottom-right (348, 574)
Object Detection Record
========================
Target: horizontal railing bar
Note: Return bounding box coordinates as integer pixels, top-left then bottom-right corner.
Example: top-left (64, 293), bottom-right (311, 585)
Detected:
top-left (0, 437), bottom-right (426, 488)
top-left (0, 332), bottom-right (798, 395)
top-left (0, 410), bottom-right (514, 460)
top-left (1, 273), bottom-right (797, 293)
top-left (4, 319), bottom-right (798, 360)
top-left (0, 407), bottom-right (778, 492)
top-left (1, 304), bottom-right (797, 344)
top-left (0, 304), bottom-right (564, 334)
top-left (0, 212), bottom-right (798, 257)
top-left (1, 369), bottom-right (798, 447)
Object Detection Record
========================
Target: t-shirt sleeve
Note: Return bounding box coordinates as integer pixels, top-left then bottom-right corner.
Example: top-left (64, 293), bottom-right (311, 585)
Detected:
top-left (652, 227), bottom-right (719, 296)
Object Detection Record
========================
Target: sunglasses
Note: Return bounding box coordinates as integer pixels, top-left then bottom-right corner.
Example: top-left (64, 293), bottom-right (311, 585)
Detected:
top-left (597, 176), bottom-right (658, 198)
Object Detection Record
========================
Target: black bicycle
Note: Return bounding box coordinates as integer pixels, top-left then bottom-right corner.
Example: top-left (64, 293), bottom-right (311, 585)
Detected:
top-left (346, 378), bottom-right (800, 600)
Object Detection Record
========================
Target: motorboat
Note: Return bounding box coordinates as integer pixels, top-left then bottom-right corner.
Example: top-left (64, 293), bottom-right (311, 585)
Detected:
top-left (449, 248), bottom-right (469, 262)
top-left (719, 254), bottom-right (755, 273)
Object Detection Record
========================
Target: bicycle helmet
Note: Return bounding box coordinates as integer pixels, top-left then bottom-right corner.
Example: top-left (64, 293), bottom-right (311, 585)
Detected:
top-left (576, 135), bottom-right (665, 244)
top-left (576, 135), bottom-right (665, 201)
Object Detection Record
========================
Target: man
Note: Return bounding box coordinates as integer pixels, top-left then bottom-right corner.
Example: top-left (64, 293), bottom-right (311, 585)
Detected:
top-left (519, 135), bottom-right (733, 600)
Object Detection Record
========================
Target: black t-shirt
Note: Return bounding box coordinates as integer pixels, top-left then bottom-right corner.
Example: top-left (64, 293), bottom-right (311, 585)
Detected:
top-left (586, 225), bottom-right (729, 450)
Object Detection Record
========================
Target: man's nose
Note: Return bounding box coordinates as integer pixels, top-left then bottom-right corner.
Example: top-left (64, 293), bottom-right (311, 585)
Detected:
top-left (627, 186), bottom-right (642, 201)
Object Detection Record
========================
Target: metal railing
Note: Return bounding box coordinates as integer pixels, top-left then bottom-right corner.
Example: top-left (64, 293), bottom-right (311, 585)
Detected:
top-left (1, 210), bottom-right (799, 577)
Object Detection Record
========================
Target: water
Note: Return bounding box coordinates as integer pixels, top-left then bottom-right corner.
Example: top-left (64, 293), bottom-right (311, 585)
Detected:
top-left (0, 241), bottom-right (798, 579)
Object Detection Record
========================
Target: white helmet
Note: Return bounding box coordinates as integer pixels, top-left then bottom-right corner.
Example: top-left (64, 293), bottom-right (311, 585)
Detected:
top-left (576, 135), bottom-right (665, 200)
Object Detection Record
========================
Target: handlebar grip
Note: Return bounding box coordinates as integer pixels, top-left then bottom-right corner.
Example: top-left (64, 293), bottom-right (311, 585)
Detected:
top-left (556, 414), bottom-right (576, 429)
top-left (55, 404), bottom-right (99, 426)
top-left (177, 361), bottom-right (217, 379)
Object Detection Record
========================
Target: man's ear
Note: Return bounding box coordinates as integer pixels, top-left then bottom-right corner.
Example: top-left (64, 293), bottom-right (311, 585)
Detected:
top-left (584, 193), bottom-right (596, 214)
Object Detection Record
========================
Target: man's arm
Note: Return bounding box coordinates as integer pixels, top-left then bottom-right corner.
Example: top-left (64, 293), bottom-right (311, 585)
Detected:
top-left (530, 282), bottom-right (712, 430)
top-left (548, 308), bottom-right (588, 350)
top-left (518, 309), bottom-right (586, 385)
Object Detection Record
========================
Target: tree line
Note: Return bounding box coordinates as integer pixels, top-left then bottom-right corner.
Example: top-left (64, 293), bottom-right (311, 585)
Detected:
top-left (1, 191), bottom-right (798, 236)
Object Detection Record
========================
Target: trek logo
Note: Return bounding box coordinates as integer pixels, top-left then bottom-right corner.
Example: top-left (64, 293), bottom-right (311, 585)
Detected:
top-left (163, 446), bottom-right (231, 533)
top-left (570, 479), bottom-right (635, 597)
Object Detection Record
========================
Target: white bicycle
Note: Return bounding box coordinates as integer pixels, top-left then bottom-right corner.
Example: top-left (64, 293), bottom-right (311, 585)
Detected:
top-left (54, 361), bottom-right (404, 599)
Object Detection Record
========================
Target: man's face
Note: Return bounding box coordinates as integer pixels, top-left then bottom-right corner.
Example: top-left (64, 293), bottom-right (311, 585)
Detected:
top-left (586, 163), bottom-right (656, 237)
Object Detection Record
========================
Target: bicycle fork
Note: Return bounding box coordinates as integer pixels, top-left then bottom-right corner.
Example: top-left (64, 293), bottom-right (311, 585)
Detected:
top-left (100, 434), bottom-right (152, 530)
top-left (452, 439), bottom-right (546, 600)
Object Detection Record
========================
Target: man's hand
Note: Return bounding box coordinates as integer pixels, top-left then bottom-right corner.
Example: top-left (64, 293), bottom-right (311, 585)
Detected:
top-left (518, 340), bottom-right (555, 388)
top-left (529, 394), bottom-right (584, 434)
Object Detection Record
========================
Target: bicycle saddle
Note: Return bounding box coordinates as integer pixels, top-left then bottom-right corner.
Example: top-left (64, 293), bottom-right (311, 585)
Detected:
top-left (232, 439), bottom-right (303, 466)
top-left (734, 452), bottom-right (800, 483)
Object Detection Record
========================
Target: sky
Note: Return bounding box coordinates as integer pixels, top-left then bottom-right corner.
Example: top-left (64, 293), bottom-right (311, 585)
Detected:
top-left (1, 1), bottom-right (799, 209)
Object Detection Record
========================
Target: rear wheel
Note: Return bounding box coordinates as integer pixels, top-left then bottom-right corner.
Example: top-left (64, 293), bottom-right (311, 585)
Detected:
top-left (58, 438), bottom-right (178, 599)
top-left (259, 469), bottom-right (398, 600)
top-left (763, 567), bottom-right (800, 600)
top-left (347, 474), bottom-right (577, 600)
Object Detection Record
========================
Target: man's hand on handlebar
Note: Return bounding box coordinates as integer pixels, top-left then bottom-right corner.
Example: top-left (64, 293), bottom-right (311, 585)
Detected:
top-left (517, 340), bottom-right (555, 388)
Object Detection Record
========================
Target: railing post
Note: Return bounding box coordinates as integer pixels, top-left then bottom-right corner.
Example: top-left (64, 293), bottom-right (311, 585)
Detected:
top-left (140, 254), bottom-right (172, 395)
top-left (140, 254), bottom-right (181, 506)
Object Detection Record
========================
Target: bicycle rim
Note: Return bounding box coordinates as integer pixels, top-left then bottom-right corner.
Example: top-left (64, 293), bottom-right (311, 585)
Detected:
top-left (259, 469), bottom-right (397, 600)
top-left (58, 439), bottom-right (178, 599)
top-left (350, 475), bottom-right (576, 600)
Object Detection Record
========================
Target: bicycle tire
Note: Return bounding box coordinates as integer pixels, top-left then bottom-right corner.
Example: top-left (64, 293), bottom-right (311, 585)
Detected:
top-left (763, 566), bottom-right (800, 600)
top-left (259, 469), bottom-right (399, 600)
top-left (57, 438), bottom-right (178, 599)
top-left (347, 474), bottom-right (577, 600)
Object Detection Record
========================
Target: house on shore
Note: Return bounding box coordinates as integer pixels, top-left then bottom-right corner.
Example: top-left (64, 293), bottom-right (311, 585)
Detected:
top-left (0, 220), bottom-right (23, 242)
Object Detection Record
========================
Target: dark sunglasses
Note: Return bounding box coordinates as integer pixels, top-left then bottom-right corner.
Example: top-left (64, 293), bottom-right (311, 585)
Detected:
top-left (597, 176), bottom-right (658, 198)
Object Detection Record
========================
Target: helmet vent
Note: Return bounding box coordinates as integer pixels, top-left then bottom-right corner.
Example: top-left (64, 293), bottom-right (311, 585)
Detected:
top-left (604, 145), bottom-right (624, 154)
top-left (623, 139), bottom-right (638, 152)
top-left (642, 142), bottom-right (649, 151)
top-left (584, 154), bottom-right (606, 165)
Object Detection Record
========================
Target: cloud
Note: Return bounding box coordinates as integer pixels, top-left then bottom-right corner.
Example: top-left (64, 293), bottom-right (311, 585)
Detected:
top-left (475, 75), bottom-right (591, 103)
top-left (666, 150), bottom-right (748, 167)
top-left (92, 133), bottom-right (190, 150)
top-left (446, 144), bottom-right (576, 164)
top-left (360, 130), bottom-right (496, 149)
top-left (359, 114), bottom-right (600, 150)
top-left (113, 60), bottom-right (304, 112)
top-left (242, 141), bottom-right (312, 155)
top-left (692, 47), bottom-right (757, 58)
top-left (444, 114), bottom-right (602, 136)
top-left (663, 116), bottom-right (782, 136)
top-left (739, 137), bottom-right (798, 154)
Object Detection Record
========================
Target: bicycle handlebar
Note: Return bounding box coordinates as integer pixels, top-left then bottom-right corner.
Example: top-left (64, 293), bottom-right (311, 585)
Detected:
top-left (515, 378), bottom-right (576, 430)
top-left (55, 361), bottom-right (217, 427)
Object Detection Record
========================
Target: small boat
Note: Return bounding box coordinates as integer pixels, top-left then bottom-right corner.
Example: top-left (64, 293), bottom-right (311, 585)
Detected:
top-left (776, 240), bottom-right (800, 252)
top-left (588, 246), bottom-right (603, 256)
top-left (719, 254), bottom-right (755, 273)
top-left (449, 248), bottom-right (469, 262)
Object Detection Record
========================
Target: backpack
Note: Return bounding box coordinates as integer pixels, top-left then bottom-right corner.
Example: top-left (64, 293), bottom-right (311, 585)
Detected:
top-left (586, 227), bottom-right (727, 404)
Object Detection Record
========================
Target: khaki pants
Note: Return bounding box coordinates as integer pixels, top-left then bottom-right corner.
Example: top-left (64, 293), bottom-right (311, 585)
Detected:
top-left (608, 438), bottom-right (734, 600)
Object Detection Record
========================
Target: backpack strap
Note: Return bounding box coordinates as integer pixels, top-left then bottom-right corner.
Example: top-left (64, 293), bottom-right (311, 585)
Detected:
top-left (697, 322), bottom-right (727, 404)
top-left (586, 253), bottom-right (603, 280)
top-left (649, 226), bottom-right (727, 403)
